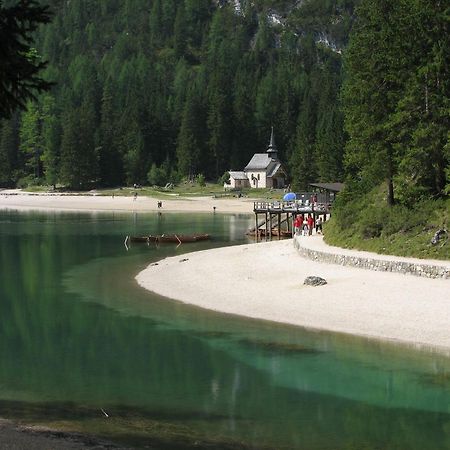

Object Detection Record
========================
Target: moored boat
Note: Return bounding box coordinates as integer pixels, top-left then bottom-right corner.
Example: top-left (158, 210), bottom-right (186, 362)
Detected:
top-left (126, 233), bottom-right (210, 244)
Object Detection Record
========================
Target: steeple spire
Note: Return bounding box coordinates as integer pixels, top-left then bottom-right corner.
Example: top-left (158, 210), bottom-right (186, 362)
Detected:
top-left (267, 126), bottom-right (277, 159)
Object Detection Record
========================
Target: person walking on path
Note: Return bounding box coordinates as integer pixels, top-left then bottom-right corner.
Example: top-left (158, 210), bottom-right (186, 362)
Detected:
top-left (293, 215), bottom-right (302, 235)
top-left (307, 215), bottom-right (314, 236)
top-left (315, 217), bottom-right (323, 234)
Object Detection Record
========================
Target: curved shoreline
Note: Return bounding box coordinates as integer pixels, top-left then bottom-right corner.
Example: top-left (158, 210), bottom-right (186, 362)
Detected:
top-left (0, 190), bottom-right (255, 214)
top-left (136, 238), bottom-right (450, 352)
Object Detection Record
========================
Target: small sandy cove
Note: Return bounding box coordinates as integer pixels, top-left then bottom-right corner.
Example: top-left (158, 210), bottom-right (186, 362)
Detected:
top-left (0, 190), bottom-right (254, 214)
top-left (137, 238), bottom-right (450, 351)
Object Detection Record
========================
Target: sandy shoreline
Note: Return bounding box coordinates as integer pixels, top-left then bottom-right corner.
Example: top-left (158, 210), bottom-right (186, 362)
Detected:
top-left (0, 190), bottom-right (255, 214)
top-left (136, 238), bottom-right (450, 352)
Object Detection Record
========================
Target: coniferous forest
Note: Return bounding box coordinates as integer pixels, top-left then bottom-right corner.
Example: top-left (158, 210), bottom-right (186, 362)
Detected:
top-left (0, 0), bottom-right (448, 205)
top-left (0, 0), bottom-right (356, 190)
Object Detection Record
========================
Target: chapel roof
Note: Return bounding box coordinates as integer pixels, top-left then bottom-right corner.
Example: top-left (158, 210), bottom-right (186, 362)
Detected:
top-left (266, 162), bottom-right (283, 178)
top-left (244, 153), bottom-right (273, 171)
top-left (229, 171), bottom-right (248, 180)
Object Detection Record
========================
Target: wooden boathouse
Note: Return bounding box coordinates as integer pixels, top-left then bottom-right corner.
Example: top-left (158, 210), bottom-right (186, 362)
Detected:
top-left (251, 183), bottom-right (343, 241)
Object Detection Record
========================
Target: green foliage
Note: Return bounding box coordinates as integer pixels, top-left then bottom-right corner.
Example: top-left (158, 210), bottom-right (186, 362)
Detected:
top-left (0, 0), bottom-right (53, 119)
top-left (0, 0), bottom-right (358, 190)
top-left (147, 163), bottom-right (167, 187)
top-left (196, 173), bottom-right (206, 187)
top-left (0, 116), bottom-right (19, 186)
top-left (40, 95), bottom-right (60, 187)
top-left (220, 171), bottom-right (230, 185)
top-left (325, 185), bottom-right (450, 260)
top-left (342, 0), bottom-right (449, 205)
top-left (19, 102), bottom-right (42, 179)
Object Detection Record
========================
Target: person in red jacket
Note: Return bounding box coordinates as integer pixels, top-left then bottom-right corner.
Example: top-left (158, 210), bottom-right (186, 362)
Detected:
top-left (307, 215), bottom-right (314, 236)
top-left (293, 214), bottom-right (303, 235)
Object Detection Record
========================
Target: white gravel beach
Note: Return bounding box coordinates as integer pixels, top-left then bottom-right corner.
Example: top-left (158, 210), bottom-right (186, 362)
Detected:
top-left (136, 238), bottom-right (450, 351)
top-left (0, 190), bottom-right (254, 214)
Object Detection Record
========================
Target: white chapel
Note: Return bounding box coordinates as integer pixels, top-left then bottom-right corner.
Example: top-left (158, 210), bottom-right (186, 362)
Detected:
top-left (225, 128), bottom-right (287, 190)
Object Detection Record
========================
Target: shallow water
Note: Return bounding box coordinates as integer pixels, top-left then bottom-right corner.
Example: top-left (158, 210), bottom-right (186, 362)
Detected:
top-left (0, 210), bottom-right (450, 449)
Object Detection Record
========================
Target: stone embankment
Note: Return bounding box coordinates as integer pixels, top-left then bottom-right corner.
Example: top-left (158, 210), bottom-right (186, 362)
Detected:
top-left (294, 235), bottom-right (449, 279)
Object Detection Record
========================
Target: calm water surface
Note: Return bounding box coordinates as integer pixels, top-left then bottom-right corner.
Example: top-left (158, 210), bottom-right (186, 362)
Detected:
top-left (0, 210), bottom-right (450, 449)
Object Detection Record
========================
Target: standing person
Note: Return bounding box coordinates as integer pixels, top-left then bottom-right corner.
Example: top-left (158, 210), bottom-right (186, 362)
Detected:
top-left (294, 216), bottom-right (300, 236)
top-left (302, 221), bottom-right (308, 236)
top-left (293, 215), bottom-right (301, 235)
top-left (315, 216), bottom-right (323, 234)
top-left (307, 215), bottom-right (314, 236)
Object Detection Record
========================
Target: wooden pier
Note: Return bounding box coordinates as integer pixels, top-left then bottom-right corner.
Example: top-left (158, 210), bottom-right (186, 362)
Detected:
top-left (251, 200), bottom-right (331, 241)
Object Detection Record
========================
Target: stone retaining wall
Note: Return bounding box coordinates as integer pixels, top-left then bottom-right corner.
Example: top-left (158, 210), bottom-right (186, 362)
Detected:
top-left (293, 237), bottom-right (449, 279)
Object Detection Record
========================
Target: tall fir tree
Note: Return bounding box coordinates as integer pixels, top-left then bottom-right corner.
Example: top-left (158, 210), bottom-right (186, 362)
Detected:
top-left (40, 95), bottom-right (60, 188)
top-left (19, 102), bottom-right (42, 179)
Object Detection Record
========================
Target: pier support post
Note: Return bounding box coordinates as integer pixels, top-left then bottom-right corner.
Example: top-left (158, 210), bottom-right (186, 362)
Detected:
top-left (278, 213), bottom-right (281, 240)
top-left (269, 213), bottom-right (272, 240)
top-left (265, 212), bottom-right (268, 241)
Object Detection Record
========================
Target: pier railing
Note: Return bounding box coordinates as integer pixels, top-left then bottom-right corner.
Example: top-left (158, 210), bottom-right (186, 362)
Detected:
top-left (253, 201), bottom-right (330, 213)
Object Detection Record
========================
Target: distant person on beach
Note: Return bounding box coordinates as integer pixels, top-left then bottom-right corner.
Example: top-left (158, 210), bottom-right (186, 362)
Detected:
top-left (133, 192), bottom-right (138, 201)
top-left (157, 201), bottom-right (162, 208)
top-left (307, 215), bottom-right (314, 235)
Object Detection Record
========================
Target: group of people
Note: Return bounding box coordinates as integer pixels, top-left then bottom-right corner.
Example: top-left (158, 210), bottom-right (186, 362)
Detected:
top-left (293, 214), bottom-right (323, 236)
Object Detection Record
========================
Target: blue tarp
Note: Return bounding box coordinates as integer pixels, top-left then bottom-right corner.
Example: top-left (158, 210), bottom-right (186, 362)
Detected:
top-left (283, 192), bottom-right (296, 201)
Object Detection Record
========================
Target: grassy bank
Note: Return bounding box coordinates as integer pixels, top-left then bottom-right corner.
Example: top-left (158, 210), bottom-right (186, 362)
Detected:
top-left (324, 187), bottom-right (449, 260)
top-left (23, 183), bottom-right (287, 200)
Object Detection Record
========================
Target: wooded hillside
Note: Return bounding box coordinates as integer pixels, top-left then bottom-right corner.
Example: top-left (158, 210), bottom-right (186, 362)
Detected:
top-left (0, 0), bottom-right (356, 189)
top-left (0, 0), bottom-right (448, 204)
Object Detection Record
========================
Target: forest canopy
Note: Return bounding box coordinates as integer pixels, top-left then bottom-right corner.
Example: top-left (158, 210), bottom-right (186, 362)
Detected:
top-left (0, 0), bottom-right (448, 204)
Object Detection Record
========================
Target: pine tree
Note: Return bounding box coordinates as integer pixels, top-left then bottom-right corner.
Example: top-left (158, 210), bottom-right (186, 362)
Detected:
top-left (60, 100), bottom-right (98, 189)
top-left (0, 1), bottom-right (53, 118)
top-left (99, 81), bottom-right (122, 186)
top-left (391, 0), bottom-right (449, 200)
top-left (173, 3), bottom-right (187, 58)
top-left (19, 102), bottom-right (42, 179)
top-left (0, 118), bottom-right (18, 186)
top-left (290, 88), bottom-right (317, 190)
top-left (176, 85), bottom-right (206, 178)
top-left (343, 0), bottom-right (409, 205)
top-left (40, 95), bottom-right (60, 188)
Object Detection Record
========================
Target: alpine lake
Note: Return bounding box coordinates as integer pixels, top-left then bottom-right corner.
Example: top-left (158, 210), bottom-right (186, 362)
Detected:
top-left (0, 209), bottom-right (450, 449)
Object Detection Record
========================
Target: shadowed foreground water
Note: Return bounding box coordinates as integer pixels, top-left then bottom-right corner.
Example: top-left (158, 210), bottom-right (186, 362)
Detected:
top-left (0, 210), bottom-right (450, 449)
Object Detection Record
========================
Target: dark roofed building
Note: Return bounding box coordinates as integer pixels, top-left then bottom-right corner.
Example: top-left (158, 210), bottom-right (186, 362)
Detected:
top-left (309, 182), bottom-right (344, 193)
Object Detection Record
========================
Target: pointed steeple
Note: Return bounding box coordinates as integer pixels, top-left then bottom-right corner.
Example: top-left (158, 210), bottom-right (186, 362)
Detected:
top-left (266, 126), bottom-right (277, 159)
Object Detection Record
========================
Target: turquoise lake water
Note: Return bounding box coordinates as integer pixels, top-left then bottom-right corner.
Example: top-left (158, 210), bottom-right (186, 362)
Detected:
top-left (0, 210), bottom-right (450, 449)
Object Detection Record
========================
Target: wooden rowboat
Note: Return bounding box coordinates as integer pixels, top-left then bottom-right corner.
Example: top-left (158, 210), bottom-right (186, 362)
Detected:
top-left (127, 234), bottom-right (210, 244)
top-left (148, 233), bottom-right (210, 243)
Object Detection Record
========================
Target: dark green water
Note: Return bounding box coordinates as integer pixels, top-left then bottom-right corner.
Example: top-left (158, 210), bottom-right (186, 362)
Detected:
top-left (1, 210), bottom-right (450, 449)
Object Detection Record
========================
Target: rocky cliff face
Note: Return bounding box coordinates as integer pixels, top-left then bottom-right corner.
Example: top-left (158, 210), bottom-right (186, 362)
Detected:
top-left (215, 0), bottom-right (358, 54)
